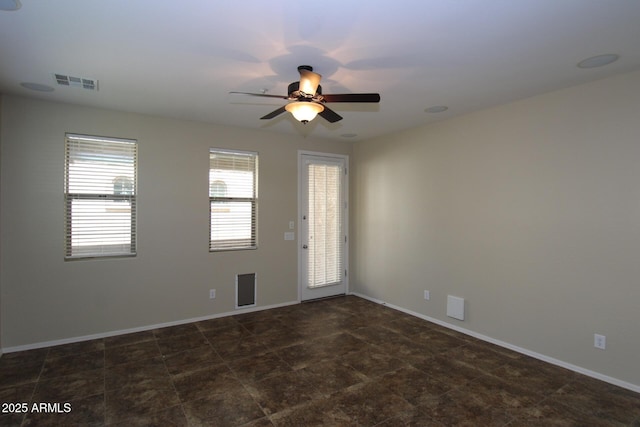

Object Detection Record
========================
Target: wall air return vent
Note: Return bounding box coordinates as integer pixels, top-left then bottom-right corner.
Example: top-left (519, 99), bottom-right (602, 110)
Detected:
top-left (236, 273), bottom-right (256, 308)
top-left (54, 74), bottom-right (98, 91)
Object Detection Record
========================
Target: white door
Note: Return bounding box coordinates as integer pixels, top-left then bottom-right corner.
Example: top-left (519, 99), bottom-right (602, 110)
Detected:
top-left (299, 153), bottom-right (348, 301)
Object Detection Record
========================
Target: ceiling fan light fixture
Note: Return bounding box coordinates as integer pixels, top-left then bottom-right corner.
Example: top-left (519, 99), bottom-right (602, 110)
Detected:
top-left (231, 65), bottom-right (379, 124)
top-left (285, 101), bottom-right (324, 124)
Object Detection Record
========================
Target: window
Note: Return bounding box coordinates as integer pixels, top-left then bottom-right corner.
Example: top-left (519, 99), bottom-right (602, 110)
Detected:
top-left (306, 161), bottom-right (344, 288)
top-left (64, 134), bottom-right (137, 259)
top-left (209, 149), bottom-right (258, 251)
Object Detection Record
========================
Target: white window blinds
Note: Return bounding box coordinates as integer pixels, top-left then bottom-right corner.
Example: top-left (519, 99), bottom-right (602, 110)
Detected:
top-left (209, 149), bottom-right (258, 251)
top-left (307, 161), bottom-right (343, 288)
top-left (64, 134), bottom-right (137, 259)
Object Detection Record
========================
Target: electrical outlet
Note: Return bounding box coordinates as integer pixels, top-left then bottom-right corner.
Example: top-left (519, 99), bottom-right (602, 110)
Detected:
top-left (594, 334), bottom-right (606, 350)
top-left (424, 290), bottom-right (430, 300)
top-left (209, 289), bottom-right (216, 299)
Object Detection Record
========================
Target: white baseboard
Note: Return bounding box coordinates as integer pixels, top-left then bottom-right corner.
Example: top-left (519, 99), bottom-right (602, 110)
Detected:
top-left (349, 292), bottom-right (640, 394)
top-left (1, 300), bottom-right (299, 354)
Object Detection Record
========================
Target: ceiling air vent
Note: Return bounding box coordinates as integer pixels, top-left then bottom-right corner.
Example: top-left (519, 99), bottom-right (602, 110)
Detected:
top-left (54, 74), bottom-right (98, 91)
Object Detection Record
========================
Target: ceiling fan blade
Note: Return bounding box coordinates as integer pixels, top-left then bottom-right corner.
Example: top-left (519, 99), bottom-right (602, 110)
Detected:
top-left (318, 105), bottom-right (343, 123)
top-left (322, 93), bottom-right (381, 103)
top-left (260, 106), bottom-right (287, 120)
top-left (230, 91), bottom-right (288, 99)
top-left (298, 68), bottom-right (322, 95)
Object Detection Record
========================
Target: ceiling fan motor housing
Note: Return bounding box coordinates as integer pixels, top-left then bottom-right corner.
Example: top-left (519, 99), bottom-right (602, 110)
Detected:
top-left (288, 81), bottom-right (322, 99)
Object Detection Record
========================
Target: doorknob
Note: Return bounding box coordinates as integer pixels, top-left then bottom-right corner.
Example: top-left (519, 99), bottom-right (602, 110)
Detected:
top-left (302, 244), bottom-right (308, 249)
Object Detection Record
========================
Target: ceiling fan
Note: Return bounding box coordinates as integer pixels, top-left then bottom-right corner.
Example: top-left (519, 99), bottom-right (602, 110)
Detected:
top-left (230, 65), bottom-right (380, 124)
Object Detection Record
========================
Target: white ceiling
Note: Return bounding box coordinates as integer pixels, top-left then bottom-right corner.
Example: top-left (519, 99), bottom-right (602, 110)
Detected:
top-left (1, 0), bottom-right (640, 141)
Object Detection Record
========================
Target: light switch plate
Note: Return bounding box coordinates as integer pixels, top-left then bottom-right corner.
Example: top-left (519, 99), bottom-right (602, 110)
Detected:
top-left (284, 232), bottom-right (295, 241)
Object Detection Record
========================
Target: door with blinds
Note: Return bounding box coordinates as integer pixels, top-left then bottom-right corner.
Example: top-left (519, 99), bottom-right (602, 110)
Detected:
top-left (299, 153), bottom-right (348, 301)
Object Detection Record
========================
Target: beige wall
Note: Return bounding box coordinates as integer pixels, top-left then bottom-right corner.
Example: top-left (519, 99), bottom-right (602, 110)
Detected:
top-left (351, 70), bottom-right (640, 387)
top-left (0, 95), bottom-right (351, 348)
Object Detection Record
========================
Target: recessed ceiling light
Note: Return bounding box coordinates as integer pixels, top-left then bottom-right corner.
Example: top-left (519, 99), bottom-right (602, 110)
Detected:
top-left (0, 0), bottom-right (21, 11)
top-left (577, 54), bottom-right (619, 69)
top-left (424, 106), bottom-right (448, 113)
top-left (20, 82), bottom-right (54, 92)
top-left (340, 133), bottom-right (358, 138)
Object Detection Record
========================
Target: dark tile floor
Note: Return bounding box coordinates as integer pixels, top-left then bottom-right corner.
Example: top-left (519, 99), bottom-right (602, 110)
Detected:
top-left (1, 295), bottom-right (639, 426)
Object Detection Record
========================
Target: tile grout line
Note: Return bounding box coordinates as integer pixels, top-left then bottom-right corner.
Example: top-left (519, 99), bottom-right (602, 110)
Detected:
top-left (220, 321), bottom-right (278, 425)
top-left (188, 319), bottom-right (273, 425)
top-left (20, 348), bottom-right (50, 427)
top-left (157, 333), bottom-right (191, 427)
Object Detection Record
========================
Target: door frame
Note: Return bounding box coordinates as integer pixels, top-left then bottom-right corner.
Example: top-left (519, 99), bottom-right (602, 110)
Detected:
top-left (297, 150), bottom-right (349, 302)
